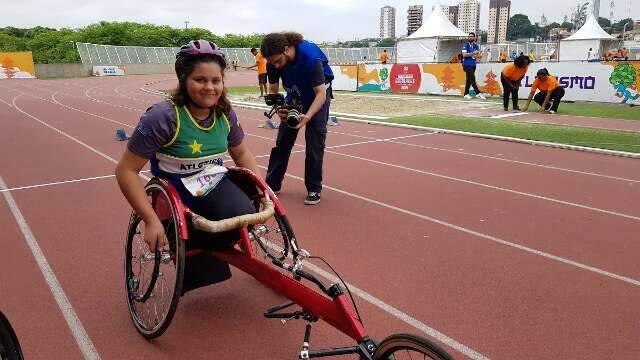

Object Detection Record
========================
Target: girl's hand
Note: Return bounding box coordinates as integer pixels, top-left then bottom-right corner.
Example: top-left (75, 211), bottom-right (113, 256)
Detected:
top-left (144, 218), bottom-right (168, 253)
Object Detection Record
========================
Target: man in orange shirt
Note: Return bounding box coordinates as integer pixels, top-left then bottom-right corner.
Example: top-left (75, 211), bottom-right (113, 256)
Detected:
top-left (522, 68), bottom-right (565, 114)
top-left (500, 55), bottom-right (530, 111)
top-left (249, 48), bottom-right (268, 97)
top-left (380, 49), bottom-right (389, 64)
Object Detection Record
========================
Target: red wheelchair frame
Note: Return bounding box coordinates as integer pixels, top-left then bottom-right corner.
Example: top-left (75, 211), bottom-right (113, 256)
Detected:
top-left (125, 167), bottom-right (453, 359)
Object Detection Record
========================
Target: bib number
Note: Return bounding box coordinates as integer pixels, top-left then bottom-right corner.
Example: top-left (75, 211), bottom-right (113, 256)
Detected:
top-left (181, 165), bottom-right (228, 197)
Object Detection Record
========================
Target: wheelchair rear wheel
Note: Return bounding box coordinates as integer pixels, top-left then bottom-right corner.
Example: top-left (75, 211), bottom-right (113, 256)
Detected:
top-left (0, 311), bottom-right (23, 360)
top-left (372, 333), bottom-right (454, 360)
top-left (124, 179), bottom-right (185, 338)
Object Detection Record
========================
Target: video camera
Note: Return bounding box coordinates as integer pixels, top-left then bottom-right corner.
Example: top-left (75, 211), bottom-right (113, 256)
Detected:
top-left (263, 93), bottom-right (303, 128)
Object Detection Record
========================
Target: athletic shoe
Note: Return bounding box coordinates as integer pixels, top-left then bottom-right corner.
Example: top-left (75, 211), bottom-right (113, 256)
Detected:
top-left (513, 107), bottom-right (521, 111)
top-left (463, 94), bottom-right (473, 99)
top-left (548, 110), bottom-right (556, 114)
top-left (476, 93), bottom-right (487, 100)
top-left (504, 108), bottom-right (509, 111)
top-left (304, 192), bottom-right (321, 205)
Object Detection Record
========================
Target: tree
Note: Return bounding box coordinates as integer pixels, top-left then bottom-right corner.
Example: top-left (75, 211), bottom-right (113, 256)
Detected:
top-left (441, 66), bottom-right (456, 92)
top-left (507, 14), bottom-right (535, 40)
top-left (377, 38), bottom-right (396, 47)
top-left (611, 18), bottom-right (633, 33)
top-left (1, 57), bottom-right (16, 78)
top-left (0, 33), bottom-right (23, 52)
top-left (481, 70), bottom-right (501, 96)
top-left (571, 2), bottom-right (589, 29)
top-left (610, 63), bottom-right (637, 88)
top-left (598, 17), bottom-right (612, 29)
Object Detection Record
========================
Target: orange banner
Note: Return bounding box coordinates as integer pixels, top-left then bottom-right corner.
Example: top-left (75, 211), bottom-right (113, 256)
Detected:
top-left (0, 52), bottom-right (35, 79)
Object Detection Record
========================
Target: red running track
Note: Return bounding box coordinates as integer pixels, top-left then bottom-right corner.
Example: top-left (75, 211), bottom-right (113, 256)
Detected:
top-left (0, 74), bottom-right (639, 359)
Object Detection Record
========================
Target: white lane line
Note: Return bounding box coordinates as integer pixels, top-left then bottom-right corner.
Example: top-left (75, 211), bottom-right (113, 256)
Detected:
top-left (51, 92), bottom-right (136, 129)
top-left (385, 140), bottom-right (640, 184)
top-left (16, 85), bottom-right (640, 220)
top-left (490, 112), bottom-right (529, 119)
top-left (240, 109), bottom-right (640, 184)
top-left (267, 168), bottom-right (640, 288)
top-left (246, 129), bottom-right (640, 222)
top-left (0, 175), bottom-right (115, 193)
top-left (303, 262), bottom-right (488, 360)
top-left (7, 96), bottom-right (485, 358)
top-left (335, 92), bottom-right (497, 106)
top-left (14, 83), bottom-right (640, 185)
top-left (323, 150), bottom-right (640, 221)
top-left (0, 176), bottom-right (101, 359)
top-left (0, 96), bottom-right (14, 107)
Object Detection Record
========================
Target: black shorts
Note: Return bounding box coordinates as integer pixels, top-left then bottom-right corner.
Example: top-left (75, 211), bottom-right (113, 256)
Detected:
top-left (258, 73), bottom-right (267, 85)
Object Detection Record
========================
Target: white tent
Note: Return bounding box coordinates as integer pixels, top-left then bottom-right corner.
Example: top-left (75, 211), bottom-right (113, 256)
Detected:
top-left (397, 9), bottom-right (468, 63)
top-left (559, 14), bottom-right (620, 61)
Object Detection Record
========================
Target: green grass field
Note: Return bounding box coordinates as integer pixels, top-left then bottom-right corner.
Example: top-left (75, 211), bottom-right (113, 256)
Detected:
top-left (389, 115), bottom-right (640, 153)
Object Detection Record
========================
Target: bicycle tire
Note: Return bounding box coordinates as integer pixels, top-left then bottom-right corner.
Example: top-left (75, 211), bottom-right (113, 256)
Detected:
top-left (372, 333), bottom-right (454, 360)
top-left (124, 179), bottom-right (185, 338)
top-left (0, 311), bottom-right (23, 360)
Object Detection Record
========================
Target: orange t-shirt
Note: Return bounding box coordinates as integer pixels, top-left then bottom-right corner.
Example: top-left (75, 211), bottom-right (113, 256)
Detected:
top-left (380, 52), bottom-right (389, 62)
top-left (501, 63), bottom-right (528, 81)
top-left (531, 76), bottom-right (560, 93)
top-left (255, 52), bottom-right (267, 74)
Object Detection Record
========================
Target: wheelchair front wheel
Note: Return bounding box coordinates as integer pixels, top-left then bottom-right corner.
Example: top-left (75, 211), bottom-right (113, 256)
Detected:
top-left (372, 333), bottom-right (454, 360)
top-left (124, 179), bottom-right (185, 338)
top-left (0, 311), bottom-right (23, 360)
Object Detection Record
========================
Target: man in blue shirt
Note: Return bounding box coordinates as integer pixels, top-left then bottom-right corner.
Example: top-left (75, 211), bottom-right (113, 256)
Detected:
top-left (260, 32), bottom-right (334, 205)
top-left (461, 32), bottom-right (486, 99)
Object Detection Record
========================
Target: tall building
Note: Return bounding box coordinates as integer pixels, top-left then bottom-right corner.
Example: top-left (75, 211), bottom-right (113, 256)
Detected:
top-left (457, 0), bottom-right (481, 34)
top-left (407, 5), bottom-right (424, 36)
top-left (380, 6), bottom-right (396, 39)
top-left (488, 0), bottom-right (511, 44)
top-left (540, 13), bottom-right (548, 27)
top-left (448, 6), bottom-right (459, 26)
top-left (593, 0), bottom-right (601, 19)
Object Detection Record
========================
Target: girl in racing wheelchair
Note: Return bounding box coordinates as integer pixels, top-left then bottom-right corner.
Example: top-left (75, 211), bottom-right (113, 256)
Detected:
top-left (115, 40), bottom-right (262, 293)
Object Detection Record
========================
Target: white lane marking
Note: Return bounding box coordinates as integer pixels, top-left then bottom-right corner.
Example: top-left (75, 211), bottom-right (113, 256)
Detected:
top-left (385, 140), bottom-right (640, 184)
top-left (0, 96), bottom-right (14, 107)
top-left (303, 262), bottom-right (488, 360)
top-left (6, 94), bottom-right (486, 359)
top-left (335, 92), bottom-right (497, 105)
top-left (0, 176), bottom-right (101, 359)
top-left (322, 150), bottom-right (640, 221)
top-left (12, 82), bottom-right (640, 184)
top-left (246, 128), bottom-right (640, 221)
top-left (239, 109), bottom-right (640, 183)
top-left (0, 171), bottom-right (153, 193)
top-left (16, 85), bottom-right (640, 221)
top-left (51, 92), bottom-right (135, 129)
top-left (490, 112), bottom-right (529, 119)
top-left (265, 167), bottom-right (640, 288)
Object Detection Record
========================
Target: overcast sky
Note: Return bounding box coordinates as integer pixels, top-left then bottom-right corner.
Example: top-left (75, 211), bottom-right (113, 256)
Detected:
top-left (2, 0), bottom-right (638, 42)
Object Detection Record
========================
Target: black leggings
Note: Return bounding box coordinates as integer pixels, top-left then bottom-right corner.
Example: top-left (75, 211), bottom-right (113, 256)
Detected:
top-left (463, 65), bottom-right (480, 95)
top-left (534, 87), bottom-right (565, 112)
top-left (500, 74), bottom-right (519, 110)
top-left (172, 175), bottom-right (256, 293)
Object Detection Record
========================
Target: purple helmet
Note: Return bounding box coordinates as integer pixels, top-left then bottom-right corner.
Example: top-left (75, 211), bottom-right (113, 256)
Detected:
top-left (175, 40), bottom-right (226, 76)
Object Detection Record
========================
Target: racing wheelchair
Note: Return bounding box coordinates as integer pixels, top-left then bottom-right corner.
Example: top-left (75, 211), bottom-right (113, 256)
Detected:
top-left (0, 310), bottom-right (23, 360)
top-left (124, 167), bottom-right (454, 359)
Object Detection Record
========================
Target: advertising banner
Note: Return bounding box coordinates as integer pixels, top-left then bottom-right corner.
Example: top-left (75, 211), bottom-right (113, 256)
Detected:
top-left (0, 52), bottom-right (35, 79)
top-left (331, 61), bottom-right (640, 105)
top-left (93, 65), bottom-right (126, 76)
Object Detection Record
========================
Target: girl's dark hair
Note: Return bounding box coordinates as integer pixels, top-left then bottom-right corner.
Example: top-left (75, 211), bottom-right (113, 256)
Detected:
top-left (260, 32), bottom-right (304, 57)
top-left (171, 55), bottom-right (231, 115)
top-left (514, 55), bottom-right (529, 68)
top-left (536, 68), bottom-right (550, 77)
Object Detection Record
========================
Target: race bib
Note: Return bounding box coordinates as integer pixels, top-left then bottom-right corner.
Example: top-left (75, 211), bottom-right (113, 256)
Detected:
top-left (181, 165), bottom-right (228, 197)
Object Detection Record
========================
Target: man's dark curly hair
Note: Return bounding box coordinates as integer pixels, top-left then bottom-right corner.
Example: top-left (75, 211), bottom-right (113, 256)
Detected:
top-left (260, 32), bottom-right (304, 57)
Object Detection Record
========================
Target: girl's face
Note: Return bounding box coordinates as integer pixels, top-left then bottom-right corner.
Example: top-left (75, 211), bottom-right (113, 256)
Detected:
top-left (538, 74), bottom-right (547, 81)
top-left (186, 61), bottom-right (224, 108)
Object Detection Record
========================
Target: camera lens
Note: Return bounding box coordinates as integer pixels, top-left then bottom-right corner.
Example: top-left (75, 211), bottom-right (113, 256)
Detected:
top-left (286, 109), bottom-right (300, 128)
